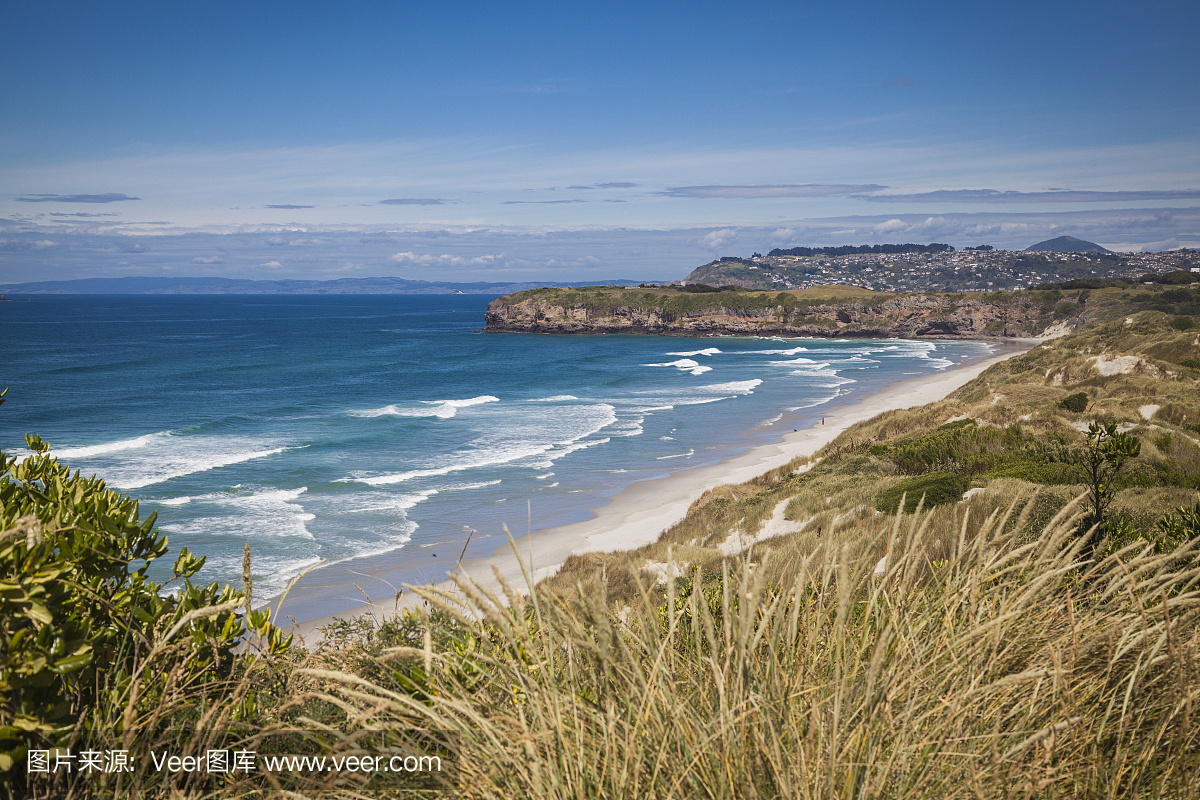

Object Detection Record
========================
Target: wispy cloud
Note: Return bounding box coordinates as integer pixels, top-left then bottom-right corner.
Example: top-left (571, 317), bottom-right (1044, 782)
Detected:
top-left (0, 239), bottom-right (58, 251)
top-left (15, 193), bottom-right (140, 204)
top-left (566, 182), bottom-right (638, 190)
top-left (866, 189), bottom-right (1200, 203)
top-left (661, 183), bottom-right (886, 199)
top-left (50, 211), bottom-right (121, 218)
top-left (264, 204), bottom-right (314, 209)
top-left (192, 256), bottom-right (225, 264)
top-left (884, 76), bottom-right (913, 88)
top-left (502, 199), bottom-right (587, 205)
top-left (379, 198), bottom-right (450, 205)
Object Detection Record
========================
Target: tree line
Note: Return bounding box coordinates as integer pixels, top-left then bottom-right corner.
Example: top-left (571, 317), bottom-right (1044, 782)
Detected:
top-left (767, 243), bottom-right (954, 258)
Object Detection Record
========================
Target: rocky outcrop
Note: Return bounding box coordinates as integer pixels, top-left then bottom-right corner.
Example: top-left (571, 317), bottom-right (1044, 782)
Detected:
top-left (484, 292), bottom-right (1067, 339)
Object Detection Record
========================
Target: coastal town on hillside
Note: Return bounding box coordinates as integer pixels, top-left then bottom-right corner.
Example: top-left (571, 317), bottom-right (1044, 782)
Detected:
top-left (685, 241), bottom-right (1200, 293)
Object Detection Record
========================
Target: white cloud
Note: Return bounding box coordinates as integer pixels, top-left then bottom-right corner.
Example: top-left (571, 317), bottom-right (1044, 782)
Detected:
top-left (700, 229), bottom-right (738, 252)
top-left (388, 251), bottom-right (504, 267)
top-left (259, 260), bottom-right (283, 268)
top-left (192, 255), bottom-right (224, 264)
top-left (873, 219), bottom-right (908, 235)
top-left (544, 255), bottom-right (601, 268)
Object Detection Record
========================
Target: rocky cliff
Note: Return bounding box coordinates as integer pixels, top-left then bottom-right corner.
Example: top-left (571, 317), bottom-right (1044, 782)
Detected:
top-left (484, 287), bottom-right (1075, 339)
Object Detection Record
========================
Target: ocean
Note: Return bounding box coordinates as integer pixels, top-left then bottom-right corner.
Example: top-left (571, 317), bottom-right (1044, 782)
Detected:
top-left (1, 295), bottom-right (993, 616)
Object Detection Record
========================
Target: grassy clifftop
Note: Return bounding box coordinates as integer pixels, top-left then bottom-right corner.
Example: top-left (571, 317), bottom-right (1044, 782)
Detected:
top-left (485, 280), bottom-right (1200, 339)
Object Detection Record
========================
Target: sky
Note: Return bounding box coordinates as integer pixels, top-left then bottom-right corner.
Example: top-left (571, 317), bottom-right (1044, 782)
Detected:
top-left (2, 0), bottom-right (1198, 284)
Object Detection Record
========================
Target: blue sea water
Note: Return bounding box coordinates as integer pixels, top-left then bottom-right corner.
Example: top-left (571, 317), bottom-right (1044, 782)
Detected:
top-left (2, 295), bottom-right (993, 610)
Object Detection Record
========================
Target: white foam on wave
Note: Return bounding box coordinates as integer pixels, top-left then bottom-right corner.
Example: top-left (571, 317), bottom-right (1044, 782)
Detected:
top-left (119, 446), bottom-right (291, 490)
top-left (644, 358), bottom-right (712, 376)
top-left (351, 395), bottom-right (499, 419)
top-left (350, 443), bottom-right (555, 486)
top-left (62, 433), bottom-right (295, 491)
top-left (348, 402), bottom-right (617, 485)
top-left (441, 480), bottom-right (502, 491)
top-left (917, 351), bottom-right (955, 370)
top-left (737, 345), bottom-right (809, 355)
top-left (656, 449), bottom-right (695, 460)
top-left (340, 489), bottom-right (438, 513)
top-left (666, 347), bottom-right (722, 357)
top-left (793, 388), bottom-right (847, 408)
top-left (528, 395), bottom-right (578, 402)
top-left (610, 416), bottom-right (644, 437)
top-left (51, 431), bottom-right (170, 460)
top-left (158, 486), bottom-right (315, 540)
top-left (697, 379), bottom-right (762, 394)
top-left (625, 378), bottom-right (761, 414)
top-left (533, 437), bottom-right (610, 469)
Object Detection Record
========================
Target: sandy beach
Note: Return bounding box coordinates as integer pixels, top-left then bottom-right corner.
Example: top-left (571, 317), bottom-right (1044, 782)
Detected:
top-left (288, 339), bottom-right (1036, 638)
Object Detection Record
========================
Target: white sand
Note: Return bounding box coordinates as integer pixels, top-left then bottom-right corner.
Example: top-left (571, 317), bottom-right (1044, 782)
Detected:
top-left (289, 341), bottom-right (1034, 640)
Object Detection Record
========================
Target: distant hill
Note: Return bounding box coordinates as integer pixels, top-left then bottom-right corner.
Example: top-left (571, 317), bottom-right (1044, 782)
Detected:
top-left (1025, 236), bottom-right (1112, 254)
top-left (0, 276), bottom-right (649, 295)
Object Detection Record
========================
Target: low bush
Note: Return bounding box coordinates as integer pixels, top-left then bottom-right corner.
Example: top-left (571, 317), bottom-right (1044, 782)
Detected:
top-left (1058, 392), bottom-right (1089, 412)
top-left (1169, 314), bottom-right (1195, 331)
top-left (985, 457), bottom-right (1080, 485)
top-left (874, 471), bottom-right (968, 513)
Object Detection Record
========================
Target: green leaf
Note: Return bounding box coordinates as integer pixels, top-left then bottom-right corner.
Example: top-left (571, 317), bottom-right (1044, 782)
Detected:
top-left (26, 602), bottom-right (53, 625)
top-left (48, 651), bottom-right (93, 675)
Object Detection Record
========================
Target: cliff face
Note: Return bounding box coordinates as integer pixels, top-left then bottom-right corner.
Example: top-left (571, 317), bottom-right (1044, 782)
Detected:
top-left (484, 292), bottom-right (1068, 339)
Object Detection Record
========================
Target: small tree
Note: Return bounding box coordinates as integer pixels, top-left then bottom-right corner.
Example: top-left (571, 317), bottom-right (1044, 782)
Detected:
top-left (1077, 421), bottom-right (1141, 560)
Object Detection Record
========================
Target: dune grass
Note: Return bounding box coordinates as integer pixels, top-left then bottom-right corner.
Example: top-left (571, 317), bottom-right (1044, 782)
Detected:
top-left (286, 496), bottom-right (1200, 799)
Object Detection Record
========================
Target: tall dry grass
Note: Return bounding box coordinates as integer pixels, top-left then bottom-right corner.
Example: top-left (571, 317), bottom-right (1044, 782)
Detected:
top-left (293, 496), bottom-right (1200, 799)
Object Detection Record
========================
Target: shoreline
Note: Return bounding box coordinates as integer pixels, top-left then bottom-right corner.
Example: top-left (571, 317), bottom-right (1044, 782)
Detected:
top-left (286, 338), bottom-right (1038, 640)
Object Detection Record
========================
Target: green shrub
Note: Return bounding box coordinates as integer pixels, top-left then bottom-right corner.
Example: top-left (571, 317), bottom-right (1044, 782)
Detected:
top-left (1181, 358), bottom-right (1200, 370)
top-left (0, 423), bottom-right (291, 779)
top-left (875, 472), bottom-right (968, 513)
top-left (1157, 500), bottom-right (1200, 544)
top-left (1058, 392), bottom-right (1089, 413)
top-left (881, 423), bottom-right (1034, 477)
top-left (1169, 315), bottom-right (1195, 331)
top-left (985, 457), bottom-right (1080, 485)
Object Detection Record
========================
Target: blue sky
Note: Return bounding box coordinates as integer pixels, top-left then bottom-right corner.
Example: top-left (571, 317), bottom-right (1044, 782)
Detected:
top-left (2, 0), bottom-right (1198, 283)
